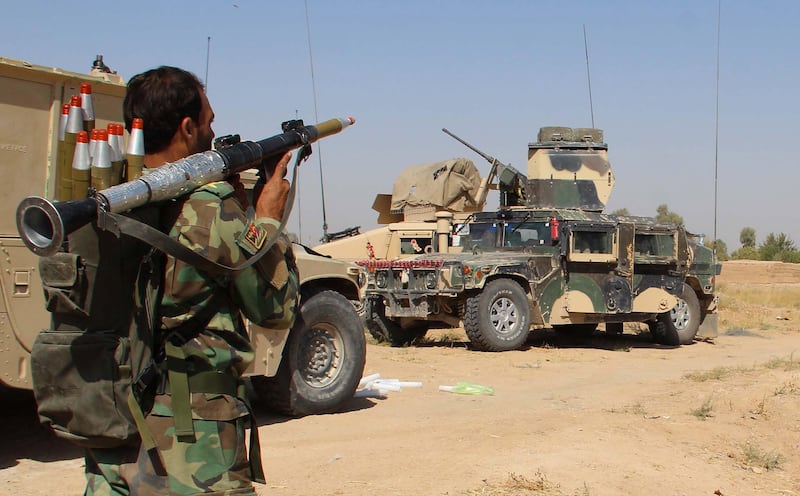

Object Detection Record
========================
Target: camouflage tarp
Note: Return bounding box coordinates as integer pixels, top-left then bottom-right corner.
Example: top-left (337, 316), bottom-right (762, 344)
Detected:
top-left (390, 158), bottom-right (481, 213)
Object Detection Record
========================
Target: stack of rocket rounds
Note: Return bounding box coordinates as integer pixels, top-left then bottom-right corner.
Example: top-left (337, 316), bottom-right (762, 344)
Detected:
top-left (56, 82), bottom-right (148, 199)
top-left (126, 118), bottom-right (145, 181)
top-left (71, 131), bottom-right (91, 199)
top-left (62, 95), bottom-right (84, 201)
top-left (91, 129), bottom-right (113, 190)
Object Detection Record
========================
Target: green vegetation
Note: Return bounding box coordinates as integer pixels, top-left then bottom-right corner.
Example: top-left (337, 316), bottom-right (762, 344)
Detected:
top-left (690, 397), bottom-right (715, 420)
top-left (683, 366), bottom-right (745, 382)
top-left (730, 227), bottom-right (799, 262)
top-left (741, 442), bottom-right (784, 470)
top-left (612, 206), bottom-right (798, 263)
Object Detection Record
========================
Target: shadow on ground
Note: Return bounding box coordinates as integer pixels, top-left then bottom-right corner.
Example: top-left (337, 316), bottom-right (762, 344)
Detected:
top-left (412, 328), bottom-right (685, 352)
top-left (0, 387), bottom-right (83, 469)
top-left (0, 381), bottom-right (375, 469)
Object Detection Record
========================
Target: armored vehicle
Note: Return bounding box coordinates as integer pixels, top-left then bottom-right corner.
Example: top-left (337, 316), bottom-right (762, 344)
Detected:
top-left (319, 126), bottom-right (718, 350)
top-left (0, 56), bottom-right (366, 416)
top-left (360, 208), bottom-right (689, 351)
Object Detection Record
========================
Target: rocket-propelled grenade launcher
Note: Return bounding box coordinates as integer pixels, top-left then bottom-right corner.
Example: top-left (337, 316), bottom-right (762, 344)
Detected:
top-left (17, 116), bottom-right (355, 257)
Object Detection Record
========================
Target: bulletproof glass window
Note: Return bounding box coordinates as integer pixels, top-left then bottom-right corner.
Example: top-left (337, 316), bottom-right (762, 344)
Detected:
top-left (464, 222), bottom-right (497, 251)
top-left (568, 229), bottom-right (616, 262)
top-left (634, 233), bottom-right (676, 260)
top-left (503, 223), bottom-right (550, 247)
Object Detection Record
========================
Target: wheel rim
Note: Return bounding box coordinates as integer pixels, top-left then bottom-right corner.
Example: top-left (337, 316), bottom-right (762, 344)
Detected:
top-left (671, 299), bottom-right (690, 330)
top-left (298, 323), bottom-right (344, 388)
top-left (490, 296), bottom-right (519, 335)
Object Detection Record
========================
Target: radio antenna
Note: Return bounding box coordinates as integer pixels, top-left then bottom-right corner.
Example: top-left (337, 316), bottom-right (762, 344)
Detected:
top-left (305, 0), bottom-right (328, 243)
top-left (205, 36), bottom-right (211, 90)
top-left (712, 0), bottom-right (721, 254)
top-left (583, 24), bottom-right (596, 128)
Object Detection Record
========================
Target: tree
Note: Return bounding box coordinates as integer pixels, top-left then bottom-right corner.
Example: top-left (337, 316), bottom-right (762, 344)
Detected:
top-left (739, 227), bottom-right (756, 249)
top-left (655, 204), bottom-right (684, 226)
top-left (758, 232), bottom-right (797, 262)
top-left (731, 246), bottom-right (758, 260)
top-left (705, 238), bottom-right (728, 261)
top-left (611, 208), bottom-right (630, 216)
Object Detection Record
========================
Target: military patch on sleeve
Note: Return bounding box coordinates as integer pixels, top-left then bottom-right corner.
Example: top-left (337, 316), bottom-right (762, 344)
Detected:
top-left (237, 220), bottom-right (267, 255)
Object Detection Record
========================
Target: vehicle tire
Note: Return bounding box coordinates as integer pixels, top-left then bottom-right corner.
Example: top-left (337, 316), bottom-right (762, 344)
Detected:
top-left (553, 323), bottom-right (598, 337)
top-left (251, 289), bottom-right (366, 416)
top-left (464, 279), bottom-right (530, 351)
top-left (648, 283), bottom-right (700, 346)
top-left (365, 298), bottom-right (427, 346)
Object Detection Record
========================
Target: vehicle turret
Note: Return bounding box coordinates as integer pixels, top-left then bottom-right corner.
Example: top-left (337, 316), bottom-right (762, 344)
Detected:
top-left (525, 126), bottom-right (614, 211)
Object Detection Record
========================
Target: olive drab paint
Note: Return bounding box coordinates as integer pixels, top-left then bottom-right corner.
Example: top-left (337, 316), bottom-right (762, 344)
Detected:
top-left (90, 128), bottom-right (113, 190)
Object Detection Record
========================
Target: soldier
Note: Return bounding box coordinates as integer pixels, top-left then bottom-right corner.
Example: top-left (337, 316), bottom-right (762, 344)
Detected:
top-left (84, 66), bottom-right (299, 495)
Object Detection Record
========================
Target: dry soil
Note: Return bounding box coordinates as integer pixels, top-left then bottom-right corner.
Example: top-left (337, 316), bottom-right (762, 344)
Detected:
top-left (2, 260), bottom-right (799, 496)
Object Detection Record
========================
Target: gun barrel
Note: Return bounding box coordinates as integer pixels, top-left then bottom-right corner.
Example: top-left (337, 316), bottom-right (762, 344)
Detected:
top-left (17, 117), bottom-right (356, 257)
top-left (442, 128), bottom-right (496, 164)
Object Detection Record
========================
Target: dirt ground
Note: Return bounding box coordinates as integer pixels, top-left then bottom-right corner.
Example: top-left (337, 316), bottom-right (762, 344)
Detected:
top-left (2, 260), bottom-right (799, 496)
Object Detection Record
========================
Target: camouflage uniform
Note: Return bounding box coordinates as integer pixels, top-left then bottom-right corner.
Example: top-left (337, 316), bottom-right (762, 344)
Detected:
top-left (85, 181), bottom-right (299, 495)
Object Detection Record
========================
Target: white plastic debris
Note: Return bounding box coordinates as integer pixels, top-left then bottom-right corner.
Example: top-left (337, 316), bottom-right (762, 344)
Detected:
top-left (354, 373), bottom-right (423, 398)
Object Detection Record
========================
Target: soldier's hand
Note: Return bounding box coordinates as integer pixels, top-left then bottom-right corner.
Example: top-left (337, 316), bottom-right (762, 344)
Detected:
top-left (229, 174), bottom-right (251, 210)
top-left (254, 151), bottom-right (291, 220)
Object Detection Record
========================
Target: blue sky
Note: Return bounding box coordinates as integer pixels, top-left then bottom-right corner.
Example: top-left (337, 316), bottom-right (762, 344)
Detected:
top-left (4, 1), bottom-right (798, 249)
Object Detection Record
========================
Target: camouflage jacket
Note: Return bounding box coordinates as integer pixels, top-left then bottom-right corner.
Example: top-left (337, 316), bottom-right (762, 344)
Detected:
top-left (156, 181), bottom-right (299, 418)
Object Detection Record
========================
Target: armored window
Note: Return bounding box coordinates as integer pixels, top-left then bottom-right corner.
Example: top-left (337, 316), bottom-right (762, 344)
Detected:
top-left (503, 222), bottom-right (549, 247)
top-left (634, 233), bottom-right (676, 260)
top-left (568, 229), bottom-right (616, 262)
top-left (462, 223), bottom-right (498, 251)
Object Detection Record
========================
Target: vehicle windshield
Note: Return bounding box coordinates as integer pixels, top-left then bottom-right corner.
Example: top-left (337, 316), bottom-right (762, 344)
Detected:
top-left (457, 221), bottom-right (553, 251)
top-left (503, 222), bottom-right (552, 248)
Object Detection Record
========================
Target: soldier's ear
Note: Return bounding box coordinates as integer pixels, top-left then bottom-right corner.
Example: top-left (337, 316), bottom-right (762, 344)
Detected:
top-left (179, 116), bottom-right (195, 140)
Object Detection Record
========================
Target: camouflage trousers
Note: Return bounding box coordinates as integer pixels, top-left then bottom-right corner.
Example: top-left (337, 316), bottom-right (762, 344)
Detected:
top-left (84, 394), bottom-right (255, 495)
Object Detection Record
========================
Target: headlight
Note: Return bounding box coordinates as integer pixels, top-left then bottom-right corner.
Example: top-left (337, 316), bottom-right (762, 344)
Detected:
top-left (425, 271), bottom-right (437, 289)
top-left (376, 271), bottom-right (388, 288)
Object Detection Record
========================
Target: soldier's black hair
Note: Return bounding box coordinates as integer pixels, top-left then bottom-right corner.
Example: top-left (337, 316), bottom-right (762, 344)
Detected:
top-left (123, 66), bottom-right (204, 154)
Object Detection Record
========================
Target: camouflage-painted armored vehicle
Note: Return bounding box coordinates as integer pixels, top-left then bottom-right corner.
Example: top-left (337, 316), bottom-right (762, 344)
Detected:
top-left (360, 206), bottom-right (690, 351)
top-left (0, 56), bottom-right (365, 416)
top-left (318, 126), bottom-right (718, 350)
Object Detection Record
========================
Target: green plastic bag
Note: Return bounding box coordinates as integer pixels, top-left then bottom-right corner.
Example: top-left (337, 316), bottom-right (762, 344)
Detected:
top-left (438, 381), bottom-right (494, 395)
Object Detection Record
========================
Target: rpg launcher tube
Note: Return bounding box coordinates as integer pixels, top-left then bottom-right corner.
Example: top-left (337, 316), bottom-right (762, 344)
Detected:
top-left (16, 116), bottom-right (355, 257)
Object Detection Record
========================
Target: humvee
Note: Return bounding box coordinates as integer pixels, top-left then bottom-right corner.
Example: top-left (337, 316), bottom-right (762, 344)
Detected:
top-left (0, 56), bottom-right (366, 416)
top-left (360, 208), bottom-right (688, 351)
top-left (316, 126), bottom-right (719, 350)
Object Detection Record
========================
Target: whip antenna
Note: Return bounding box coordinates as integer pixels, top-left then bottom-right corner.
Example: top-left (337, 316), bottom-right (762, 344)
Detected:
top-left (205, 36), bottom-right (211, 90)
top-left (305, 0), bottom-right (328, 243)
top-left (583, 24), bottom-right (595, 128)
top-left (713, 0), bottom-right (721, 256)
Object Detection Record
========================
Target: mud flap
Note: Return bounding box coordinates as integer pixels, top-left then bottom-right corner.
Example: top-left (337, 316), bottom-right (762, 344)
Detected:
top-left (697, 312), bottom-right (719, 340)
